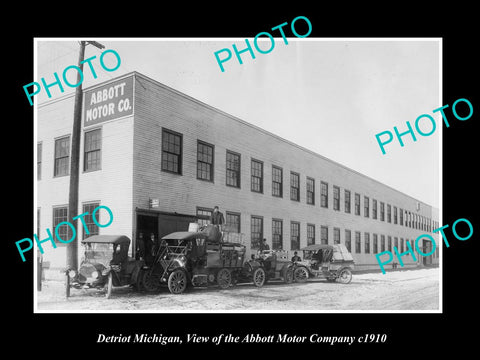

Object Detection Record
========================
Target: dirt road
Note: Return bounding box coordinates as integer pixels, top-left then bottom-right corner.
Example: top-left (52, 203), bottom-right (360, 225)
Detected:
top-left (36, 268), bottom-right (439, 312)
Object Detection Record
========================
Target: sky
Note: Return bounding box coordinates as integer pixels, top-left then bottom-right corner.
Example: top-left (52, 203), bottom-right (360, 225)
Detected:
top-left (35, 38), bottom-right (441, 208)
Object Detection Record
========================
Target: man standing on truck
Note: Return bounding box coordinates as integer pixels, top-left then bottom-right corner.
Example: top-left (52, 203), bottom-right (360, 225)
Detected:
top-left (210, 206), bottom-right (225, 230)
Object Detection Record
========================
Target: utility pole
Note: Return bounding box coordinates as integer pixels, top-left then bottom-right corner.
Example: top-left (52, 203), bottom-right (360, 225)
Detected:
top-left (66, 40), bottom-right (105, 270)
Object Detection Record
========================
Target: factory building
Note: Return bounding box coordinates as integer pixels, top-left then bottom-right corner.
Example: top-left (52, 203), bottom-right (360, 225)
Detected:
top-left (37, 71), bottom-right (440, 272)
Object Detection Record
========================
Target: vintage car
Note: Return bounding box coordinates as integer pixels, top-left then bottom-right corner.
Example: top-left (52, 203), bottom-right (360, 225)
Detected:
top-left (141, 227), bottom-right (265, 294)
top-left (293, 244), bottom-right (355, 284)
top-left (246, 250), bottom-right (294, 284)
top-left (65, 235), bottom-right (145, 298)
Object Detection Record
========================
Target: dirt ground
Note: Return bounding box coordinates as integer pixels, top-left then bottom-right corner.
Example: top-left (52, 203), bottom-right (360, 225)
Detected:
top-left (35, 268), bottom-right (439, 312)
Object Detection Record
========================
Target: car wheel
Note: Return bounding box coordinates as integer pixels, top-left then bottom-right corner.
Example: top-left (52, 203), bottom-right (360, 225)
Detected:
top-left (217, 268), bottom-right (232, 289)
top-left (105, 272), bottom-right (113, 299)
top-left (338, 268), bottom-right (352, 284)
top-left (65, 273), bottom-right (70, 298)
top-left (294, 267), bottom-right (309, 283)
top-left (283, 267), bottom-right (294, 284)
top-left (252, 267), bottom-right (266, 287)
top-left (141, 270), bottom-right (160, 292)
top-left (168, 269), bottom-right (187, 294)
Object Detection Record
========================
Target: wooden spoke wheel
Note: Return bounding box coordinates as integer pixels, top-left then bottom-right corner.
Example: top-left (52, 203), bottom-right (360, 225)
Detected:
top-left (217, 268), bottom-right (232, 289)
top-left (252, 267), bottom-right (266, 287)
top-left (168, 269), bottom-right (187, 294)
top-left (338, 268), bottom-right (353, 284)
top-left (141, 270), bottom-right (161, 292)
top-left (293, 266), bottom-right (309, 283)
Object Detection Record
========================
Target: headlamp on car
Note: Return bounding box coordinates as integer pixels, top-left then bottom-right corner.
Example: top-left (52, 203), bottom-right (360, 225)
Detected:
top-left (174, 256), bottom-right (187, 267)
top-left (68, 269), bottom-right (77, 278)
top-left (91, 271), bottom-right (100, 279)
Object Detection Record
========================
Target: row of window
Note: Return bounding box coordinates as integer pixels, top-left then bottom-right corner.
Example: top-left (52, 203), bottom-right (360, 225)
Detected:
top-left (195, 207), bottom-right (439, 258)
top-left (37, 203), bottom-right (101, 244)
top-left (38, 127), bottom-right (437, 236)
top-left (37, 128), bottom-right (101, 180)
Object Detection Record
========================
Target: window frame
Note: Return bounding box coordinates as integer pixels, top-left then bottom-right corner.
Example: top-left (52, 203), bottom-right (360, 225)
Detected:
top-left (161, 128), bottom-right (183, 175)
top-left (225, 211), bottom-right (241, 233)
top-left (54, 135), bottom-right (71, 177)
top-left (333, 185), bottom-right (340, 211)
top-left (290, 171), bottom-right (300, 202)
top-left (307, 223), bottom-right (315, 246)
top-left (226, 150), bottom-right (241, 188)
top-left (84, 128), bottom-right (102, 173)
top-left (250, 158), bottom-right (264, 193)
top-left (320, 225), bottom-right (328, 245)
top-left (196, 140), bottom-right (215, 182)
top-left (344, 190), bottom-right (351, 213)
top-left (272, 165), bottom-right (283, 197)
top-left (251, 215), bottom-right (263, 250)
top-left (354, 193), bottom-right (361, 215)
top-left (272, 219), bottom-right (283, 250)
top-left (306, 177), bottom-right (315, 205)
top-left (290, 221), bottom-right (300, 250)
top-left (320, 181), bottom-right (328, 208)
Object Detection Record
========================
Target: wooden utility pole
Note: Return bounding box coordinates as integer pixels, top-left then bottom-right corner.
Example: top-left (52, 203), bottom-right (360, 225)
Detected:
top-left (66, 41), bottom-right (104, 270)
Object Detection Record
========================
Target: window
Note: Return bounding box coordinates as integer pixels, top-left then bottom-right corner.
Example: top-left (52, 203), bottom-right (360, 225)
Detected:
top-left (387, 204), bottom-right (391, 223)
top-left (290, 172), bottom-right (300, 201)
top-left (355, 231), bottom-right (361, 253)
top-left (291, 222), bottom-right (300, 250)
top-left (410, 239), bottom-right (414, 252)
top-left (84, 128), bottom-right (102, 172)
top-left (82, 202), bottom-right (100, 239)
top-left (333, 186), bottom-right (340, 211)
top-left (344, 190), bottom-right (351, 213)
top-left (345, 230), bottom-right (352, 252)
top-left (372, 199), bottom-right (377, 219)
top-left (161, 129), bottom-right (182, 174)
top-left (251, 216), bottom-right (263, 250)
top-left (306, 177), bottom-right (315, 205)
top-left (320, 182), bottom-right (328, 208)
top-left (307, 224), bottom-right (315, 245)
top-left (196, 207), bottom-right (212, 226)
top-left (381, 235), bottom-right (385, 252)
top-left (400, 208), bottom-right (404, 225)
top-left (225, 212), bottom-right (241, 233)
top-left (364, 233), bottom-right (370, 253)
top-left (272, 166), bottom-right (283, 197)
top-left (37, 142), bottom-right (42, 180)
top-left (226, 151), bottom-right (241, 188)
top-left (388, 236), bottom-right (392, 252)
top-left (321, 226), bottom-right (328, 245)
top-left (373, 234), bottom-right (378, 253)
top-left (197, 141), bottom-right (214, 181)
top-left (354, 193), bottom-right (361, 215)
top-left (394, 237), bottom-right (398, 250)
top-left (380, 202), bottom-right (385, 221)
top-left (251, 159), bottom-right (263, 193)
top-left (364, 196), bottom-right (369, 218)
top-left (272, 219), bottom-right (283, 250)
top-left (54, 136), bottom-right (70, 177)
top-left (53, 206), bottom-right (71, 245)
top-left (400, 238), bottom-right (404, 253)
top-left (393, 206), bottom-right (398, 224)
top-left (333, 227), bottom-right (340, 244)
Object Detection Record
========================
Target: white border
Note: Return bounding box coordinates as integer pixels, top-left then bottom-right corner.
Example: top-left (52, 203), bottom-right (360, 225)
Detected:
top-left (33, 37), bottom-right (443, 314)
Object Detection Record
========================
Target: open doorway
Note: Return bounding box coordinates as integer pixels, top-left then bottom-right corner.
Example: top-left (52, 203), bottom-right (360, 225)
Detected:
top-left (136, 214), bottom-right (158, 258)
